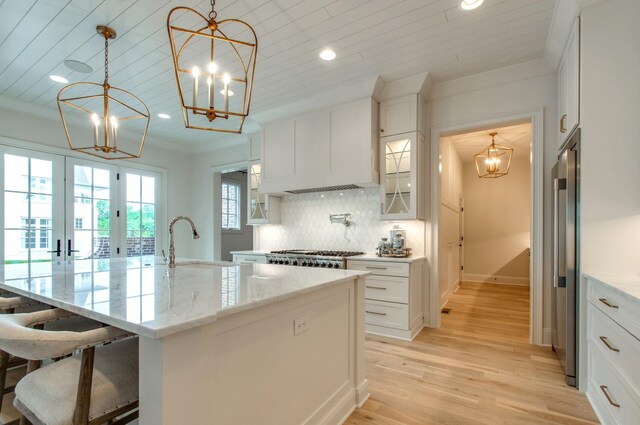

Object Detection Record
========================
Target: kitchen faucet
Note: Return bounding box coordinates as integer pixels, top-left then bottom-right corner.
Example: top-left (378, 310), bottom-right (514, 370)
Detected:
top-left (167, 216), bottom-right (200, 268)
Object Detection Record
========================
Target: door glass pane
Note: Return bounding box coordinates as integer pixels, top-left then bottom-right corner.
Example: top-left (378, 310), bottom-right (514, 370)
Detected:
top-left (3, 153), bottom-right (57, 281)
top-left (384, 138), bottom-right (412, 215)
top-left (72, 165), bottom-right (111, 259)
top-left (126, 173), bottom-right (157, 257)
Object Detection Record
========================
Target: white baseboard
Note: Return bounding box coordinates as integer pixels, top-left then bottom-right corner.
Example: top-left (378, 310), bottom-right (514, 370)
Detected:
top-left (464, 273), bottom-right (530, 286)
top-left (440, 289), bottom-right (449, 309)
top-left (542, 327), bottom-right (555, 347)
top-left (452, 279), bottom-right (460, 294)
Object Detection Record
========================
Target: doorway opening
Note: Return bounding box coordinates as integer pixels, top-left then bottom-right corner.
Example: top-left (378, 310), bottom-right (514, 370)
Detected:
top-left (219, 169), bottom-right (252, 261)
top-left (437, 121), bottom-right (533, 337)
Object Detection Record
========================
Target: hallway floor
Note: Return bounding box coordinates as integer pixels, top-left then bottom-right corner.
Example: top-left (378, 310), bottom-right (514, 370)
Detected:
top-left (345, 282), bottom-right (599, 425)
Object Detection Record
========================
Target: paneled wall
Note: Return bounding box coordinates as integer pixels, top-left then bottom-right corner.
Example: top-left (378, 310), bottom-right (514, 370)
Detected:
top-left (258, 187), bottom-right (424, 256)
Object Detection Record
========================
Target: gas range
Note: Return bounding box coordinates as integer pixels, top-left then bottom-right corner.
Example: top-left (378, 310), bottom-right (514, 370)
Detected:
top-left (266, 250), bottom-right (364, 269)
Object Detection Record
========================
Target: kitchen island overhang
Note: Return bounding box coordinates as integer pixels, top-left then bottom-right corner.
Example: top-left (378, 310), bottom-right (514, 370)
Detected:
top-left (0, 257), bottom-right (371, 425)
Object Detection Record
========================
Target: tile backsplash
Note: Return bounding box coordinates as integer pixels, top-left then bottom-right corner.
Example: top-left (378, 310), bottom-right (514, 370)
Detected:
top-left (258, 187), bottom-right (424, 255)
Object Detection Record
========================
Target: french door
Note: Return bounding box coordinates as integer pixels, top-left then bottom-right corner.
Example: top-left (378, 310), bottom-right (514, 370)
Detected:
top-left (1, 146), bottom-right (162, 275)
top-left (1, 147), bottom-right (65, 280)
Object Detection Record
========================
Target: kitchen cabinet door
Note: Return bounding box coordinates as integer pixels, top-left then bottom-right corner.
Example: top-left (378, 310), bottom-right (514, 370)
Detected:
top-left (248, 132), bottom-right (261, 161)
top-left (262, 120), bottom-right (295, 182)
top-left (558, 17), bottom-right (580, 150)
top-left (380, 132), bottom-right (424, 220)
top-left (380, 94), bottom-right (422, 137)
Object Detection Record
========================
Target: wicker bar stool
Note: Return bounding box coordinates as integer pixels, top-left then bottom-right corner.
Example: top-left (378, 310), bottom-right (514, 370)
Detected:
top-left (0, 310), bottom-right (138, 425)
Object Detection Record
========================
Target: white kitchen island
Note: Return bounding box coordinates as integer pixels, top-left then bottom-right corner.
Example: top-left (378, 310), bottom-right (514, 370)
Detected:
top-left (0, 257), bottom-right (370, 425)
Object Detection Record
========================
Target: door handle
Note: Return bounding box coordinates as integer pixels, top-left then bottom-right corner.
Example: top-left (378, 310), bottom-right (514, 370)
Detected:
top-left (67, 239), bottom-right (80, 257)
top-left (560, 114), bottom-right (567, 133)
top-left (47, 239), bottom-right (62, 257)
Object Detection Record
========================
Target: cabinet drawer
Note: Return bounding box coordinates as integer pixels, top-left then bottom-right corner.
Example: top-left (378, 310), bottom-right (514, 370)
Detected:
top-left (588, 278), bottom-right (640, 338)
top-left (348, 260), bottom-right (409, 277)
top-left (364, 275), bottom-right (409, 304)
top-left (232, 254), bottom-right (266, 264)
top-left (589, 303), bottom-right (640, 396)
top-left (364, 300), bottom-right (408, 330)
top-left (588, 348), bottom-right (640, 425)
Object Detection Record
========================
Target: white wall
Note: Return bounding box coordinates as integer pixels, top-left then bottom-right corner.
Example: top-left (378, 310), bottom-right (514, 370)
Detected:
top-left (258, 187), bottom-right (424, 255)
top-left (428, 58), bottom-right (556, 342)
top-left (0, 101), bottom-right (195, 255)
top-left (462, 157), bottom-right (531, 284)
top-left (578, 0), bottom-right (640, 388)
top-left (220, 171), bottom-right (253, 261)
top-left (438, 136), bottom-right (463, 306)
top-left (186, 143), bottom-right (248, 260)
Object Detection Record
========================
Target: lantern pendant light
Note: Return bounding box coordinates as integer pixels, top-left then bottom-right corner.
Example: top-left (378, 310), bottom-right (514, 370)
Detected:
top-left (474, 132), bottom-right (514, 178)
top-left (167, 0), bottom-right (258, 134)
top-left (57, 26), bottom-right (150, 160)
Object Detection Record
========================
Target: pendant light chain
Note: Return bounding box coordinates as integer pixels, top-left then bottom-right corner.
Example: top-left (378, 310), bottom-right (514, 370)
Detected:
top-left (209, 0), bottom-right (217, 20)
top-left (104, 35), bottom-right (109, 85)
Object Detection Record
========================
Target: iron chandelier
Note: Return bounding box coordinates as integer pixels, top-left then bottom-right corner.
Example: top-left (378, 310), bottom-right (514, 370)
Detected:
top-left (474, 132), bottom-right (514, 178)
top-left (57, 26), bottom-right (150, 160)
top-left (167, 0), bottom-right (258, 134)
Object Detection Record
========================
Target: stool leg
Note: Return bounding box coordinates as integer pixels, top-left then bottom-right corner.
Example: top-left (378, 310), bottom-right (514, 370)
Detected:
top-left (19, 416), bottom-right (32, 425)
top-left (72, 346), bottom-right (95, 425)
top-left (0, 350), bottom-right (8, 414)
top-left (26, 360), bottom-right (41, 374)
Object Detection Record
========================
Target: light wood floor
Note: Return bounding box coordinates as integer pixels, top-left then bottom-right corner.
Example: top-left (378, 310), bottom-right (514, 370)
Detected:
top-left (344, 282), bottom-right (599, 425)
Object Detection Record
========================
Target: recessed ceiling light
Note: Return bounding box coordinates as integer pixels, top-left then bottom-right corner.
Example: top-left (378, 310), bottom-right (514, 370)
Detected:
top-left (64, 59), bottom-right (93, 73)
top-left (49, 75), bottom-right (68, 83)
top-left (319, 48), bottom-right (336, 61)
top-left (158, 113), bottom-right (171, 119)
top-left (460, 0), bottom-right (484, 10)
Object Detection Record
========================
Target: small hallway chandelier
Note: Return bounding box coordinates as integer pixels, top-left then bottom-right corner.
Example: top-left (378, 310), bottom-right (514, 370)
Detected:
top-left (57, 26), bottom-right (150, 160)
top-left (167, 0), bottom-right (258, 134)
top-left (474, 132), bottom-right (513, 178)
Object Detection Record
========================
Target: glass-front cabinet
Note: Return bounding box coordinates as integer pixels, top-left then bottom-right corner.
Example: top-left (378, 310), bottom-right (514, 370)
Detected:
top-left (380, 132), bottom-right (424, 220)
top-left (247, 161), bottom-right (280, 225)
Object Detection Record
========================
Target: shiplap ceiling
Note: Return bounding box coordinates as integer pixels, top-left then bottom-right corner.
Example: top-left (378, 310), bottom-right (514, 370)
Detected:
top-left (446, 122), bottom-right (531, 162)
top-left (0, 0), bottom-right (556, 149)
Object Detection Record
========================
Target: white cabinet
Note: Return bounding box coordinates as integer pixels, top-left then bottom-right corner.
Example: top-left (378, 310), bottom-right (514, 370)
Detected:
top-left (558, 17), bottom-right (580, 149)
top-left (380, 132), bottom-right (425, 220)
top-left (247, 132), bottom-right (261, 161)
top-left (247, 161), bottom-right (280, 225)
top-left (262, 119), bottom-right (295, 183)
top-left (586, 276), bottom-right (640, 425)
top-left (348, 258), bottom-right (424, 341)
top-left (379, 94), bottom-right (426, 137)
top-left (260, 98), bottom-right (378, 194)
top-left (232, 253), bottom-right (267, 264)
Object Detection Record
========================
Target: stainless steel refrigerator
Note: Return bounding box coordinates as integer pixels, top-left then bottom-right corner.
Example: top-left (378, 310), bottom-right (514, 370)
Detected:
top-left (552, 129), bottom-right (580, 387)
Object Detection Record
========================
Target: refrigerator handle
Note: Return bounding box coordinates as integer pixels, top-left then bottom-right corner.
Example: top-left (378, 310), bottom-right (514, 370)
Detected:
top-left (554, 177), bottom-right (567, 288)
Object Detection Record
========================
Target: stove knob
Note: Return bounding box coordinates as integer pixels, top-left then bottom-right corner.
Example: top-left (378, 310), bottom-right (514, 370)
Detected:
top-left (320, 262), bottom-right (327, 267)
top-left (292, 260), bottom-right (298, 266)
top-left (313, 262), bottom-right (319, 267)
top-left (333, 263), bottom-right (340, 269)
top-left (277, 260), bottom-right (282, 264)
top-left (284, 260), bottom-right (290, 265)
top-left (268, 259), bottom-right (274, 264)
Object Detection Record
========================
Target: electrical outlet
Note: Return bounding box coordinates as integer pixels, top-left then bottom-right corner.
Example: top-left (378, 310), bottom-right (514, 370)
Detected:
top-left (294, 315), bottom-right (309, 335)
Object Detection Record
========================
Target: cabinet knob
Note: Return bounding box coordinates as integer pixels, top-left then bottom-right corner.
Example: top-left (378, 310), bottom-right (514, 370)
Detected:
top-left (560, 114), bottom-right (567, 133)
top-left (380, 128), bottom-right (384, 133)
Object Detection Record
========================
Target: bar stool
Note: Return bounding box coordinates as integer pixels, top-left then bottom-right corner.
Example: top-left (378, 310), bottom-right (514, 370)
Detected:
top-left (0, 309), bottom-right (139, 425)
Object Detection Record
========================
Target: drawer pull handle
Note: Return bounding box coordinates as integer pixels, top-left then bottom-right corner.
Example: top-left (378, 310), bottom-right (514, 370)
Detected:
top-left (599, 298), bottom-right (619, 309)
top-left (599, 336), bottom-right (620, 352)
top-left (600, 385), bottom-right (620, 408)
top-left (366, 266), bottom-right (387, 270)
top-left (366, 310), bottom-right (387, 316)
top-left (366, 286), bottom-right (387, 290)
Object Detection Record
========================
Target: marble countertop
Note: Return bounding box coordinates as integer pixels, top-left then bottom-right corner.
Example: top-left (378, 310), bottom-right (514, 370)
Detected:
top-left (584, 273), bottom-right (640, 304)
top-left (0, 257), bottom-right (369, 339)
